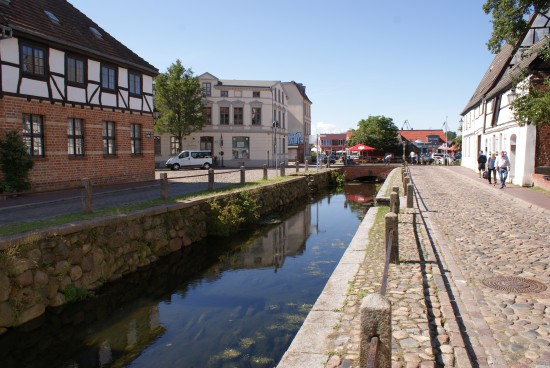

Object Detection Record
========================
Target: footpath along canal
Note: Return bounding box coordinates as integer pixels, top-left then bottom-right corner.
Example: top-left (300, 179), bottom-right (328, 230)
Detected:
top-left (0, 179), bottom-right (378, 368)
top-left (279, 165), bottom-right (550, 368)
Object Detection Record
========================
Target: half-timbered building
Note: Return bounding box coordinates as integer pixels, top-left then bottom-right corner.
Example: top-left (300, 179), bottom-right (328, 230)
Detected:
top-left (0, 0), bottom-right (158, 191)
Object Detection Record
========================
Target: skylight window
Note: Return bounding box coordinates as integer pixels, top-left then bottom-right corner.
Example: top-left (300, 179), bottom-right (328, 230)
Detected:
top-left (89, 26), bottom-right (103, 39)
top-left (44, 10), bottom-right (60, 25)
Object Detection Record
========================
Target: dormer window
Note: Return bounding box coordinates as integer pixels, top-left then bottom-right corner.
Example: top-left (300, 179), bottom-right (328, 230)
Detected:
top-left (89, 26), bottom-right (103, 39)
top-left (44, 10), bottom-right (60, 25)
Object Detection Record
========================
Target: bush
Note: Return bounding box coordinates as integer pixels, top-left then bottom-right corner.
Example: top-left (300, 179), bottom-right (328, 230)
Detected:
top-left (207, 192), bottom-right (260, 236)
top-left (0, 130), bottom-right (34, 192)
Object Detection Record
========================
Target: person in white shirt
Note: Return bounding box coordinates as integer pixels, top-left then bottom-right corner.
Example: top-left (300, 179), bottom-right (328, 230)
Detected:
top-left (495, 151), bottom-right (511, 188)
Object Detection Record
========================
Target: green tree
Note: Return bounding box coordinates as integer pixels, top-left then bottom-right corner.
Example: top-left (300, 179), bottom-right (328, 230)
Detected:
top-left (0, 130), bottom-right (34, 192)
top-left (483, 0), bottom-right (550, 54)
top-left (348, 115), bottom-right (399, 153)
top-left (154, 60), bottom-right (206, 148)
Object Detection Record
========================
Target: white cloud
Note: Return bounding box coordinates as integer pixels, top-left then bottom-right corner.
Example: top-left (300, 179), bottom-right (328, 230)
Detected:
top-left (312, 121), bottom-right (345, 134)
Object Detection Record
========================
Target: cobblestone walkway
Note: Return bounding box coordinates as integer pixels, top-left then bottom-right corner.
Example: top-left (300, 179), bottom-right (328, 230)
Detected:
top-left (325, 166), bottom-right (550, 368)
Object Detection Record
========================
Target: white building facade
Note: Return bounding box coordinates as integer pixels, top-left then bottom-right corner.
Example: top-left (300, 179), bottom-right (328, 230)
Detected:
top-left (461, 12), bottom-right (550, 186)
top-left (156, 73), bottom-right (288, 168)
top-left (282, 81), bottom-right (312, 163)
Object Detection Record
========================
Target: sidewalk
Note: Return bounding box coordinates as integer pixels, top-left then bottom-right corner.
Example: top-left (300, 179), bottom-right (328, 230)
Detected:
top-left (279, 165), bottom-right (550, 368)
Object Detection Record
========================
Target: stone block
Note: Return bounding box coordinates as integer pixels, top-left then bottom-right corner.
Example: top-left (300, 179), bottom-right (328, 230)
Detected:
top-left (0, 302), bottom-right (16, 327)
top-left (0, 272), bottom-right (11, 302)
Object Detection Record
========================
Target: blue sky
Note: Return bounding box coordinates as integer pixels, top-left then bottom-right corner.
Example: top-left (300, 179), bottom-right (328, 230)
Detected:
top-left (68, 0), bottom-right (495, 134)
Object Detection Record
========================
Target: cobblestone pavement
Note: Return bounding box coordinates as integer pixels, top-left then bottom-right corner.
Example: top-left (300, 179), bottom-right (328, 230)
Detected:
top-left (325, 166), bottom-right (550, 368)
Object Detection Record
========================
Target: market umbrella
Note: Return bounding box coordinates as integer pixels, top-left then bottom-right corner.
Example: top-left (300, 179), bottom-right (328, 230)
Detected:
top-left (348, 144), bottom-right (376, 152)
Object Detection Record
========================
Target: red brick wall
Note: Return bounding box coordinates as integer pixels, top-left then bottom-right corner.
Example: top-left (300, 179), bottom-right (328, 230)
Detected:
top-left (0, 96), bottom-right (155, 192)
top-left (536, 124), bottom-right (550, 169)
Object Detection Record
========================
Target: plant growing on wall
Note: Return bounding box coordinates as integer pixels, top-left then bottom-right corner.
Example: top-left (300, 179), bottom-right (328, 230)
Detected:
top-left (154, 59), bottom-right (206, 148)
top-left (208, 192), bottom-right (260, 236)
top-left (0, 130), bottom-right (34, 192)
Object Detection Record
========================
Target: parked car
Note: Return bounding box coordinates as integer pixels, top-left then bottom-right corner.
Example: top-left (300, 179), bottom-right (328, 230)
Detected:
top-left (322, 156), bottom-right (336, 164)
top-left (433, 153), bottom-right (452, 165)
top-left (166, 150), bottom-right (212, 170)
top-left (420, 154), bottom-right (434, 164)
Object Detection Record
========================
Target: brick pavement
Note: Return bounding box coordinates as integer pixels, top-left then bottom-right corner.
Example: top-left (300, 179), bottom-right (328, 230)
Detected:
top-left (323, 166), bottom-right (550, 368)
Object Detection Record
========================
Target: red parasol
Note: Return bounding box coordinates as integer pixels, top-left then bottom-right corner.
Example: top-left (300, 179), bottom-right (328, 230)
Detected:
top-left (348, 144), bottom-right (376, 152)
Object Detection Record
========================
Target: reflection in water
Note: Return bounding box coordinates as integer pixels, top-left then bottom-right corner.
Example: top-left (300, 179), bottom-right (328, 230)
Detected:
top-left (0, 184), bottom-right (376, 368)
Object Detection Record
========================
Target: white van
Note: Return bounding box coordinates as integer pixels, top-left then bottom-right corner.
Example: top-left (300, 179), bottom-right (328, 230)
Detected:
top-left (166, 150), bottom-right (213, 170)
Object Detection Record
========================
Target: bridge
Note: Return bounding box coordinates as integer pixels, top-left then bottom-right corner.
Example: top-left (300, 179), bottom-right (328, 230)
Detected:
top-left (340, 164), bottom-right (398, 181)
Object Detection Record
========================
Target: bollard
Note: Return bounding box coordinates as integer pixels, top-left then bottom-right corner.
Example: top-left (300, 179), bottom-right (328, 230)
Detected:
top-left (280, 162), bottom-right (285, 177)
top-left (392, 186), bottom-right (400, 211)
top-left (360, 294), bottom-right (392, 368)
top-left (240, 166), bottom-right (245, 184)
top-left (160, 173), bottom-right (169, 200)
top-left (407, 183), bottom-right (414, 208)
top-left (390, 191), bottom-right (399, 215)
top-left (403, 176), bottom-right (410, 189)
top-left (208, 168), bottom-right (214, 190)
top-left (81, 178), bottom-right (93, 213)
top-left (305, 160), bottom-right (309, 171)
top-left (385, 212), bottom-right (399, 263)
top-left (263, 164), bottom-right (268, 180)
top-left (295, 161), bottom-right (299, 173)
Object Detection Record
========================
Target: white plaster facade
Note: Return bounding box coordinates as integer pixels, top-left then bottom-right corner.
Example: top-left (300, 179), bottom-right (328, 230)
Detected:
top-left (282, 82), bottom-right (312, 163)
top-left (156, 73), bottom-right (289, 168)
top-left (461, 12), bottom-right (550, 186)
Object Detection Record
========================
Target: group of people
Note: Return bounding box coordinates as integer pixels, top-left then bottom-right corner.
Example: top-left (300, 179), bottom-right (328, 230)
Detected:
top-left (477, 150), bottom-right (511, 189)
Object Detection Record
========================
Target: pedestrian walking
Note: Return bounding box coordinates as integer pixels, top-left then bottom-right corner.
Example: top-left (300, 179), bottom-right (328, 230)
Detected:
top-left (487, 152), bottom-right (497, 186)
top-left (384, 153), bottom-right (392, 165)
top-left (477, 150), bottom-right (487, 178)
top-left (409, 151), bottom-right (417, 164)
top-left (495, 151), bottom-right (511, 188)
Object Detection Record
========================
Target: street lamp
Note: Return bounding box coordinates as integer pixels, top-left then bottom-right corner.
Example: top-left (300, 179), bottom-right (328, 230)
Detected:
top-left (507, 87), bottom-right (516, 104)
top-left (400, 120), bottom-right (410, 163)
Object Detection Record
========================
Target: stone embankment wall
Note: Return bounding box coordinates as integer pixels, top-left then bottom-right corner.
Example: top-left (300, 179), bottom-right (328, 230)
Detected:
top-left (0, 172), bottom-right (335, 333)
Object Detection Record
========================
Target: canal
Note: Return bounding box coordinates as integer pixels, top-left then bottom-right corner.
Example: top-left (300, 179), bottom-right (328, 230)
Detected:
top-left (0, 182), bottom-right (378, 368)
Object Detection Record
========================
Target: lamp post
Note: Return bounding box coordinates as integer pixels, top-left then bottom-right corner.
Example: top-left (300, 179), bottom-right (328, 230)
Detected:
top-left (400, 120), bottom-right (410, 163)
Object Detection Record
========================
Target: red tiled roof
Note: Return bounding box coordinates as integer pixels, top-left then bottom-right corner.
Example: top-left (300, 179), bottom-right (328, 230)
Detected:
top-left (0, 0), bottom-right (157, 75)
top-left (397, 130), bottom-right (446, 142)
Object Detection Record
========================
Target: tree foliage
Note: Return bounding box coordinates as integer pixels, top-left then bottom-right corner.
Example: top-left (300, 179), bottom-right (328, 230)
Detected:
top-left (154, 60), bottom-right (205, 147)
top-left (483, 0), bottom-right (550, 54)
top-left (0, 130), bottom-right (34, 192)
top-left (511, 77), bottom-right (550, 125)
top-left (348, 115), bottom-right (399, 153)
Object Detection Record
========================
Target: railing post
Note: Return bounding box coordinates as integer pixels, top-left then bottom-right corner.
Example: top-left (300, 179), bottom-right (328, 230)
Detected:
top-left (392, 186), bottom-right (400, 211)
top-left (407, 183), bottom-right (414, 209)
top-left (240, 166), bottom-right (245, 184)
top-left (390, 191), bottom-right (399, 215)
top-left (81, 178), bottom-right (93, 213)
top-left (280, 162), bottom-right (285, 177)
top-left (160, 173), bottom-right (169, 200)
top-left (385, 212), bottom-right (399, 263)
top-left (305, 160), bottom-right (309, 172)
top-left (263, 164), bottom-right (268, 180)
top-left (295, 161), bottom-right (299, 173)
top-left (208, 168), bottom-right (214, 190)
top-left (360, 294), bottom-right (392, 368)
